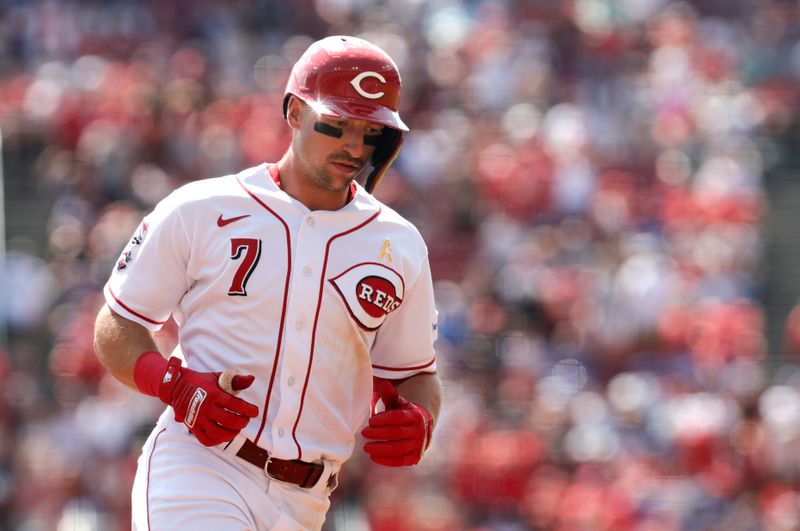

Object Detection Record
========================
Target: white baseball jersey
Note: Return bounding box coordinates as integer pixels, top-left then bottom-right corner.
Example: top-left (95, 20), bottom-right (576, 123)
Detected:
top-left (104, 163), bottom-right (438, 464)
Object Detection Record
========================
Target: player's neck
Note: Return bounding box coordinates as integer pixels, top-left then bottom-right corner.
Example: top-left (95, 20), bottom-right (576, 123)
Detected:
top-left (275, 156), bottom-right (351, 212)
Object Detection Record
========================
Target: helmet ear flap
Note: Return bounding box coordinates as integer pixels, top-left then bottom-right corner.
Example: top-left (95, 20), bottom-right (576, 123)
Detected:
top-left (364, 128), bottom-right (403, 194)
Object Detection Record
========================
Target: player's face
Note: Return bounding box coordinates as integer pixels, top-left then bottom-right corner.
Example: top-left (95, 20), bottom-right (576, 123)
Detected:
top-left (292, 101), bottom-right (382, 192)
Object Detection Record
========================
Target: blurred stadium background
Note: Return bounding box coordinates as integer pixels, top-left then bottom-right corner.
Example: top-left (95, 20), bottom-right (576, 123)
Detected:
top-left (1, 0), bottom-right (800, 530)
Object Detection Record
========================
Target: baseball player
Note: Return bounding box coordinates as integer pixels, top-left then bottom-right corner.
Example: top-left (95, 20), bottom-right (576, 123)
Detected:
top-left (93, 36), bottom-right (441, 530)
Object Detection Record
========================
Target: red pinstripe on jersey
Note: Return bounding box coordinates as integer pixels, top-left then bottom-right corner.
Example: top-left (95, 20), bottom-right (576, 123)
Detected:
top-left (292, 209), bottom-right (382, 460)
top-left (146, 428), bottom-right (167, 530)
top-left (237, 172), bottom-right (293, 445)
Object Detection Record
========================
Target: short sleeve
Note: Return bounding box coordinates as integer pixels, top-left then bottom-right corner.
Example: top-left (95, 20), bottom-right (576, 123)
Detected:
top-left (369, 254), bottom-right (438, 379)
top-left (103, 192), bottom-right (191, 331)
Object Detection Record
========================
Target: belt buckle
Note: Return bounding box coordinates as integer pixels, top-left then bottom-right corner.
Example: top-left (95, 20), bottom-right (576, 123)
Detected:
top-left (263, 454), bottom-right (275, 479)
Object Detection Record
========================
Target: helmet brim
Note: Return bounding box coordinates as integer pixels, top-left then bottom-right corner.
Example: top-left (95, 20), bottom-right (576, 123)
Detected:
top-left (307, 97), bottom-right (409, 132)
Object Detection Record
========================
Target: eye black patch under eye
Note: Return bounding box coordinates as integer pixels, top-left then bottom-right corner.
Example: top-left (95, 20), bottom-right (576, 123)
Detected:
top-left (314, 121), bottom-right (343, 138)
top-left (363, 134), bottom-right (381, 146)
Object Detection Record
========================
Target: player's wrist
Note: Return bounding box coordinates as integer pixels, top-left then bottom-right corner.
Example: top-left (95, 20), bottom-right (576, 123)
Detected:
top-left (411, 402), bottom-right (434, 452)
top-left (132, 351), bottom-right (173, 399)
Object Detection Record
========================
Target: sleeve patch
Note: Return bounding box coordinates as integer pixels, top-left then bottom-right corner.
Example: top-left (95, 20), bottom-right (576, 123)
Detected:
top-left (117, 221), bottom-right (149, 271)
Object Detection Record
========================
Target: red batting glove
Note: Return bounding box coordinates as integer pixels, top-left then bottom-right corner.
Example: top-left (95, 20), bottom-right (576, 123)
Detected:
top-left (361, 379), bottom-right (434, 467)
top-left (134, 351), bottom-right (259, 446)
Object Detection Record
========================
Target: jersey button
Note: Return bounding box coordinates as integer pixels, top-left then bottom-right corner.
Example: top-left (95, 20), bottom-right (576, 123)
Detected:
top-left (278, 428), bottom-right (285, 437)
top-left (303, 266), bottom-right (312, 277)
top-left (306, 217), bottom-right (315, 227)
top-left (288, 377), bottom-right (295, 386)
top-left (295, 321), bottom-right (304, 331)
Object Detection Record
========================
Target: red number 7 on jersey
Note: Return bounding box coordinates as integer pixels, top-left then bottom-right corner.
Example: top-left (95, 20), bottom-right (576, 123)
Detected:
top-left (228, 238), bottom-right (262, 296)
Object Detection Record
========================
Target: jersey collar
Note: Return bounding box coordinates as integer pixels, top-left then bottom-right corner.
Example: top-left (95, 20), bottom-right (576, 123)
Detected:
top-left (237, 164), bottom-right (381, 228)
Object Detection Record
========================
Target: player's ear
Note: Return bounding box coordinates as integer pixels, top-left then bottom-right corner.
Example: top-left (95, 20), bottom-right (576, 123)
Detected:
top-left (286, 96), bottom-right (306, 131)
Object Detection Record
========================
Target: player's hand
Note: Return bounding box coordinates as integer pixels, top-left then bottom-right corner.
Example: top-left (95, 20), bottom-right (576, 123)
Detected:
top-left (155, 356), bottom-right (259, 446)
top-left (361, 380), bottom-right (433, 467)
top-left (134, 353), bottom-right (260, 446)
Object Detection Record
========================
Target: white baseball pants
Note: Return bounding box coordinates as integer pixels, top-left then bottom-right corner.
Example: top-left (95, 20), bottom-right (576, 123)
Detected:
top-left (131, 415), bottom-right (338, 531)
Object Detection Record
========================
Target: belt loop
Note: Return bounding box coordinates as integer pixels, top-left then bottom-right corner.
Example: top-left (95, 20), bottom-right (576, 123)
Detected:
top-left (311, 459), bottom-right (337, 495)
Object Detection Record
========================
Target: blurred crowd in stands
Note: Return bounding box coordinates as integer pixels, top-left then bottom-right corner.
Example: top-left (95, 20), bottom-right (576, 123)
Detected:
top-left (1, 0), bottom-right (800, 529)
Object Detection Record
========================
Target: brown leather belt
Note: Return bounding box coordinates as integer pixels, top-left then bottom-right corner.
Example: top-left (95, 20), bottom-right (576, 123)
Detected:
top-left (235, 438), bottom-right (324, 489)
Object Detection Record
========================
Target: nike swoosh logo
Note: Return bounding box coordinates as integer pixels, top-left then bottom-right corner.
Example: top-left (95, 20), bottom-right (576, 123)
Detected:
top-left (217, 214), bottom-right (251, 227)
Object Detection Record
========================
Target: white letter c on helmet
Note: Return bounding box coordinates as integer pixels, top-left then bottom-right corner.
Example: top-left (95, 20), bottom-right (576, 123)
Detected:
top-left (350, 71), bottom-right (386, 100)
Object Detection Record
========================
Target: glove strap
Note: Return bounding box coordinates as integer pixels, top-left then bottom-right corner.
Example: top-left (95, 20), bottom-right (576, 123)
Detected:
top-left (131, 351), bottom-right (184, 405)
top-left (133, 350), bottom-right (168, 397)
top-left (158, 356), bottom-right (184, 403)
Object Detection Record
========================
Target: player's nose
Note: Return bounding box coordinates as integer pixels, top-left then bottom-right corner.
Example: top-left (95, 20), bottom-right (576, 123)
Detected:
top-left (340, 129), bottom-right (368, 159)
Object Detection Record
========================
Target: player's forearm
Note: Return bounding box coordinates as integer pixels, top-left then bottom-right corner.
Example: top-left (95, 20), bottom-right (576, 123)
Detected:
top-left (94, 304), bottom-right (161, 390)
top-left (395, 372), bottom-right (442, 426)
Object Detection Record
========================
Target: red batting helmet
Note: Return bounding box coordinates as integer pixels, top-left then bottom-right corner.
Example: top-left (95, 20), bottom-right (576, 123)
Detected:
top-left (284, 36), bottom-right (408, 193)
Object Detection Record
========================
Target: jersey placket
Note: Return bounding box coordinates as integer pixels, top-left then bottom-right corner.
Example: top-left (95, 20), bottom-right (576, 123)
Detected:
top-left (269, 212), bottom-right (328, 459)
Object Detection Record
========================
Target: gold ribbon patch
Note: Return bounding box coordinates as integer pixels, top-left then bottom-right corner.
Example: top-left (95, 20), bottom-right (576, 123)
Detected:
top-left (380, 238), bottom-right (393, 263)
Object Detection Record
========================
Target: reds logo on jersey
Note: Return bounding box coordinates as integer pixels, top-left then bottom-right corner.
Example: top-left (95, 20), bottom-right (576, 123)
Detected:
top-left (330, 263), bottom-right (404, 331)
